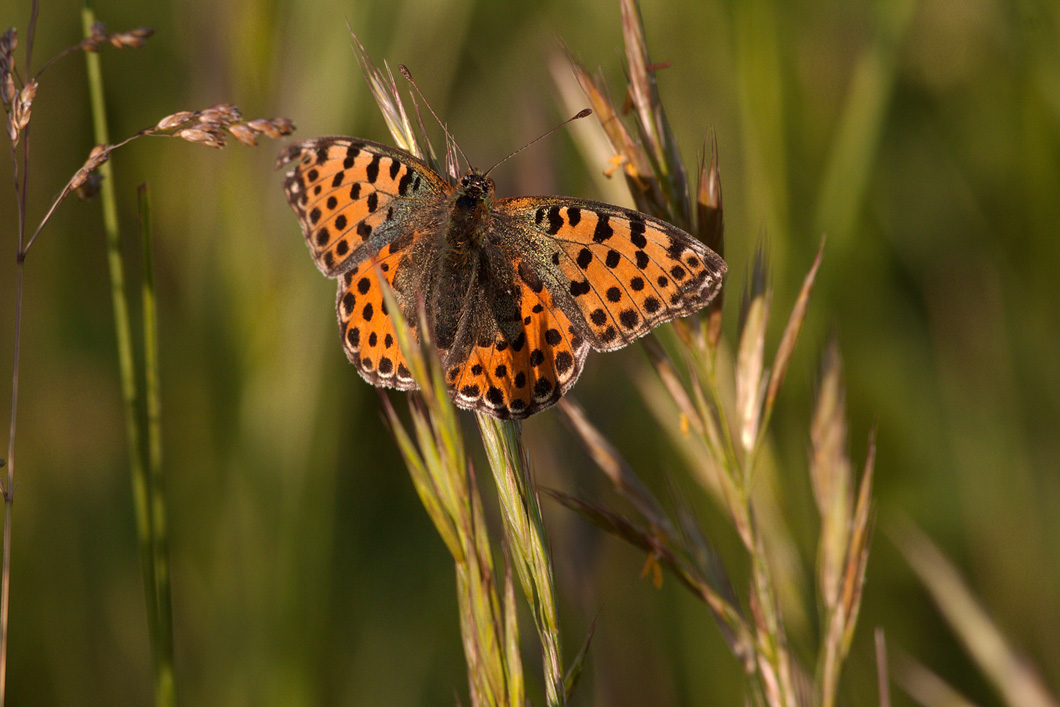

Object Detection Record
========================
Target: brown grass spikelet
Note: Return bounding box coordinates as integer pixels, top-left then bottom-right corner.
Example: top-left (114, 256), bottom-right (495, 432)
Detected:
top-left (82, 22), bottom-right (154, 52)
top-left (696, 133), bottom-right (725, 350)
top-left (14, 80), bottom-right (36, 124)
top-left (86, 143), bottom-right (109, 163)
top-left (1, 73), bottom-right (14, 110)
top-left (226, 122), bottom-right (258, 146)
top-left (109, 27), bottom-right (154, 50)
top-left (198, 103), bottom-right (242, 124)
top-left (0, 27), bottom-right (15, 70)
top-left (156, 111), bottom-right (194, 130)
top-left (0, 28), bottom-right (16, 108)
top-left (5, 78), bottom-right (35, 144)
top-left (246, 117), bottom-right (295, 139)
top-left (177, 126), bottom-right (226, 149)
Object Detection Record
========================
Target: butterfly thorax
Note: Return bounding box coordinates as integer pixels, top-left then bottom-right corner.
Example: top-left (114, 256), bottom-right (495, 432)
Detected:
top-left (445, 171), bottom-right (495, 249)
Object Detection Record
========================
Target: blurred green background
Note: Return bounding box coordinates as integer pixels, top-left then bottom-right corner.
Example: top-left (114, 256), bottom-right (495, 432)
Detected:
top-left (1, 0), bottom-right (1057, 704)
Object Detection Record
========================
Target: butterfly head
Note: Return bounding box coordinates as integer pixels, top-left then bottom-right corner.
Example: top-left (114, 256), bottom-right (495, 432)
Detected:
top-left (446, 170), bottom-right (496, 248)
top-left (457, 170), bottom-right (495, 204)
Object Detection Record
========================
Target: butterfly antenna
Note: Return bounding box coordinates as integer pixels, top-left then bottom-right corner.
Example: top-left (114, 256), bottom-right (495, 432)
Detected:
top-left (399, 65), bottom-right (472, 172)
top-left (483, 108), bottom-right (593, 177)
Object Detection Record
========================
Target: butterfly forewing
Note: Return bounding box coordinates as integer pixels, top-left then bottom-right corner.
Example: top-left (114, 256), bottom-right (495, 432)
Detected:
top-left (498, 197), bottom-right (727, 351)
top-left (277, 137), bottom-right (451, 276)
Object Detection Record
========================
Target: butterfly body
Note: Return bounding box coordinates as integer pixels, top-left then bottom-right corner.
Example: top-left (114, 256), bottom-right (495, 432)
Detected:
top-left (278, 136), bottom-right (725, 419)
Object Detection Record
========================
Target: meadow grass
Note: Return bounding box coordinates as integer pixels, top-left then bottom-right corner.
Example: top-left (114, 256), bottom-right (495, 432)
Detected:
top-left (1, 0), bottom-right (1057, 704)
top-left (356, 2), bottom-right (869, 704)
top-left (1, 5), bottom-right (291, 703)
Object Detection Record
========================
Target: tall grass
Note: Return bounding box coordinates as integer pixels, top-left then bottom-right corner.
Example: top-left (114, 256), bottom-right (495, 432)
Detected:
top-left (1, 6), bottom-right (292, 703)
top-left (1, 0), bottom-right (1057, 704)
top-left (352, 1), bottom-right (870, 703)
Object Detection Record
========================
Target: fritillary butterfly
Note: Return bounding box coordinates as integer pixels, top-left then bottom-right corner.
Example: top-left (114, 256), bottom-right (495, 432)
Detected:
top-left (276, 131), bottom-right (725, 419)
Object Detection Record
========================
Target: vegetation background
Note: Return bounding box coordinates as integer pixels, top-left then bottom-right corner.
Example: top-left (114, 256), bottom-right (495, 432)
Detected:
top-left (0, 0), bottom-right (1057, 704)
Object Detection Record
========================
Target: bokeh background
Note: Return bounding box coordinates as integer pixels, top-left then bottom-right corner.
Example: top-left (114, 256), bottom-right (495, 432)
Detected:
top-left (0, 0), bottom-right (1057, 704)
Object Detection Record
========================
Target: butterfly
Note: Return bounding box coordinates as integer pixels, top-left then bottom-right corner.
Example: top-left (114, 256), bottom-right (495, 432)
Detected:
top-left (276, 134), bottom-right (726, 419)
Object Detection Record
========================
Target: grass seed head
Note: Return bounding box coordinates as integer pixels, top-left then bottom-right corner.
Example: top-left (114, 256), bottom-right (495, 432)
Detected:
top-left (226, 122), bottom-right (258, 146)
top-left (156, 111), bottom-right (195, 130)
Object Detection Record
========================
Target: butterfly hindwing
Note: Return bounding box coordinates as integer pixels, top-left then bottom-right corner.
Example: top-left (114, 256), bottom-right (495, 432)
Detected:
top-left (444, 269), bottom-right (591, 419)
top-left (277, 137), bottom-right (451, 277)
top-left (336, 242), bottom-right (417, 390)
top-left (497, 197), bottom-right (727, 351)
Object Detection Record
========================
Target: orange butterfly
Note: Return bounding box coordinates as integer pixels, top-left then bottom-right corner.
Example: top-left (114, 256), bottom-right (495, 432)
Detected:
top-left (276, 134), bottom-right (725, 419)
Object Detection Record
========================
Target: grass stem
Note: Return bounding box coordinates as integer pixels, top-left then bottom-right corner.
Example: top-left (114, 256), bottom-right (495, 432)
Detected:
top-left (82, 5), bottom-right (175, 704)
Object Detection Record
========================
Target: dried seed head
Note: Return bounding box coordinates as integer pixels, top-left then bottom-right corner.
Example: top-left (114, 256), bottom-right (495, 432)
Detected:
top-left (199, 103), bottom-right (241, 125)
top-left (0, 28), bottom-right (16, 55)
top-left (270, 117), bottom-right (295, 135)
top-left (157, 111), bottom-right (195, 131)
top-left (16, 79), bottom-right (36, 120)
top-left (84, 23), bottom-right (153, 52)
top-left (246, 118), bottom-right (278, 137)
top-left (0, 27), bottom-right (16, 75)
top-left (12, 96), bottom-right (32, 132)
top-left (82, 21), bottom-right (109, 52)
top-left (178, 126), bottom-right (226, 149)
top-left (83, 144), bottom-right (111, 171)
top-left (197, 109), bottom-right (224, 125)
top-left (2, 73), bottom-right (15, 107)
top-left (112, 27), bottom-right (154, 49)
top-left (227, 122), bottom-right (258, 146)
top-left (6, 78), bottom-right (34, 137)
top-left (214, 103), bottom-right (242, 122)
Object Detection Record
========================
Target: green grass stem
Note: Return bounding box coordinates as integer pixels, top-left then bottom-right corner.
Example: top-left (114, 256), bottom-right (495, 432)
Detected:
top-left (82, 5), bottom-right (175, 705)
top-left (138, 184), bottom-right (175, 707)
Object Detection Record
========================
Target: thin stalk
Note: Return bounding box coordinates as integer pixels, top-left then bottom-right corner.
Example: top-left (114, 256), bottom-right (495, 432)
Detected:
top-left (0, 266), bottom-right (19, 707)
top-left (1, 4), bottom-right (40, 701)
top-left (138, 184), bottom-right (175, 706)
top-left (82, 5), bottom-right (171, 705)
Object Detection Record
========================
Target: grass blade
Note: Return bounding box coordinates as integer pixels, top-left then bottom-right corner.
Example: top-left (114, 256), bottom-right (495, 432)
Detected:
top-left (894, 517), bottom-right (1059, 707)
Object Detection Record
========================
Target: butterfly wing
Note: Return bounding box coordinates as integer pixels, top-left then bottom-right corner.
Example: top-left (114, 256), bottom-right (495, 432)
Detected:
top-left (334, 245), bottom-right (419, 390)
top-left (277, 137), bottom-right (453, 390)
top-left (496, 197), bottom-right (726, 352)
top-left (435, 196), bottom-right (725, 419)
top-left (276, 136), bottom-right (451, 276)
